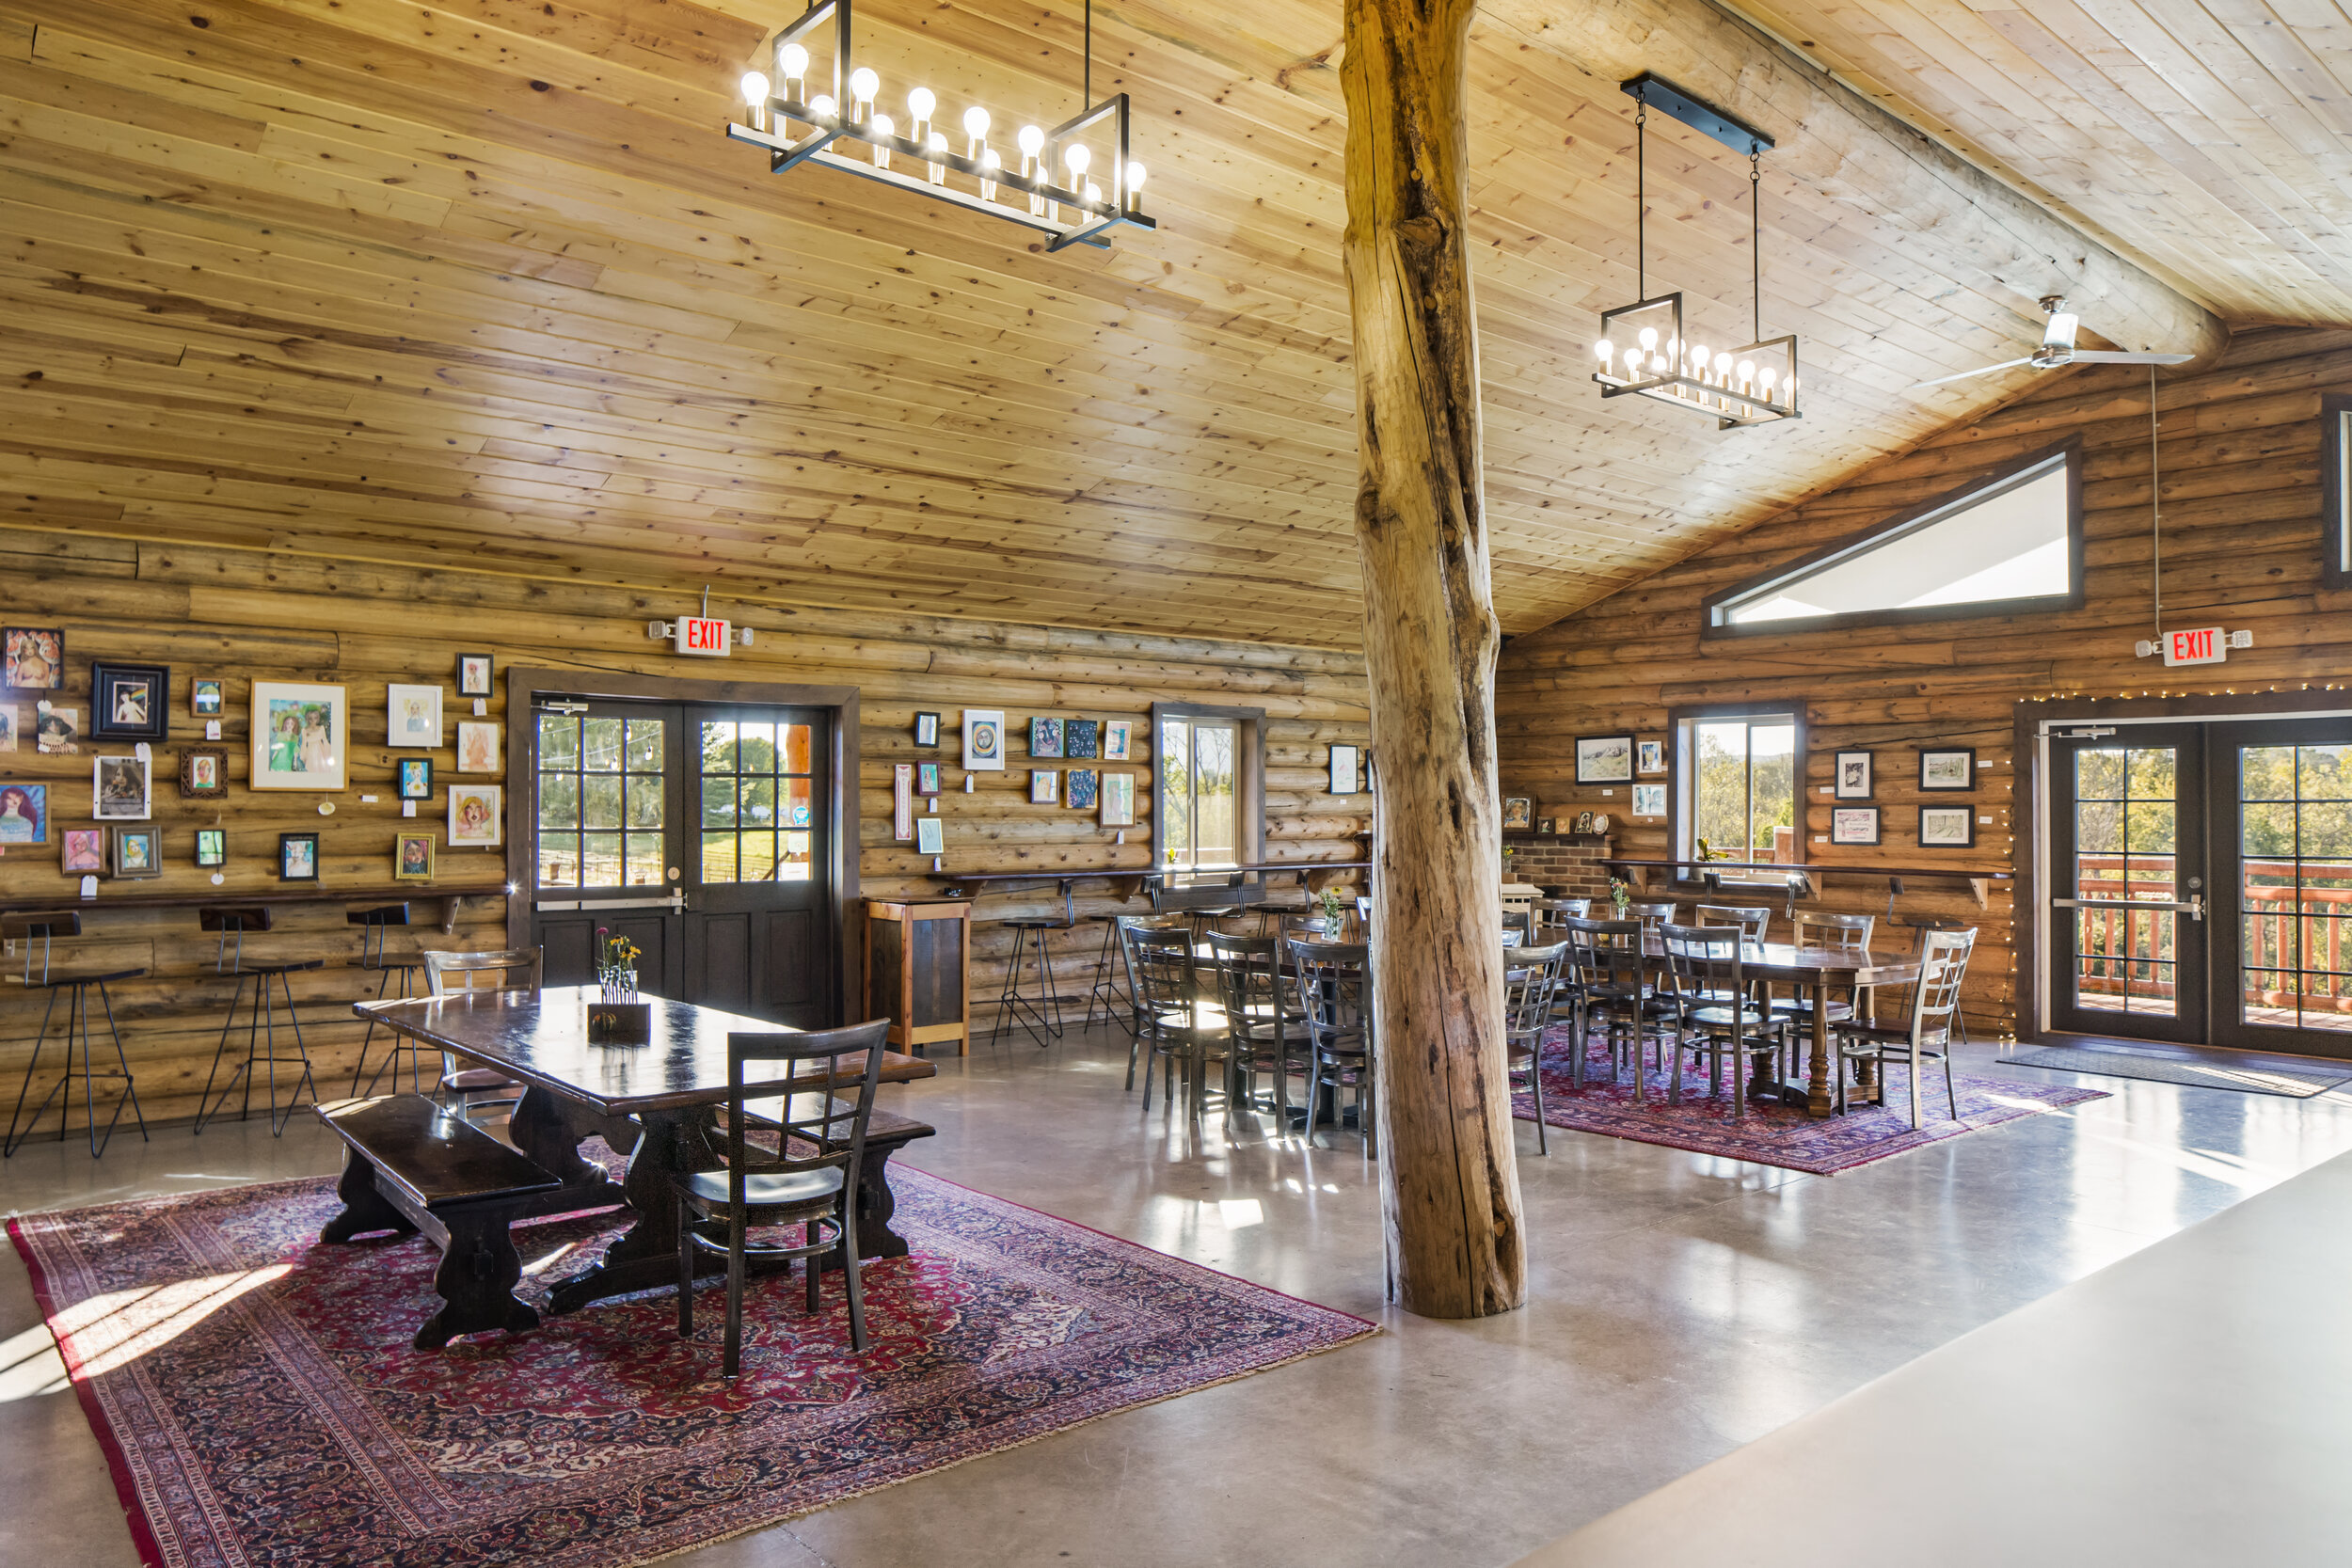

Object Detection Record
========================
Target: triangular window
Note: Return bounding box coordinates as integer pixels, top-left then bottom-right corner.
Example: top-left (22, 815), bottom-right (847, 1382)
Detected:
top-left (1704, 440), bottom-right (2082, 636)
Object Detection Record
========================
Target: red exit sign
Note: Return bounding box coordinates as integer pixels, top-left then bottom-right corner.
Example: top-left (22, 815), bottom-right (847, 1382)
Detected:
top-left (675, 616), bottom-right (732, 657)
top-left (2163, 626), bottom-right (2226, 667)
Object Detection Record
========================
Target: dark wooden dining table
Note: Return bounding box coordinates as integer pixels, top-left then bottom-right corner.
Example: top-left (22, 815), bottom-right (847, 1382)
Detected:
top-left (1638, 939), bottom-right (1922, 1117)
top-left (352, 987), bottom-right (937, 1315)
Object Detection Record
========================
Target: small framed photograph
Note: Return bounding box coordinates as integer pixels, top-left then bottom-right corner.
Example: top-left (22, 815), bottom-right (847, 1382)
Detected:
top-left (396, 756), bottom-right (434, 800)
top-left (1502, 796), bottom-right (1534, 831)
top-left (1831, 806), bottom-right (1882, 846)
top-left (1918, 805), bottom-right (1975, 847)
top-left (1536, 816), bottom-right (1556, 834)
top-left (1029, 768), bottom-right (1059, 804)
top-left (113, 825), bottom-right (162, 879)
top-left (456, 721), bottom-right (500, 774)
top-left (180, 748), bottom-right (228, 799)
top-left (1632, 783), bottom-right (1667, 817)
top-left (2, 628), bottom-right (64, 689)
top-left (449, 783), bottom-right (502, 847)
top-left (1100, 771), bottom-right (1136, 828)
top-left (1104, 720), bottom-right (1133, 761)
top-left (250, 680), bottom-right (348, 790)
top-left (1065, 719), bottom-right (1100, 759)
top-left (455, 654), bottom-right (494, 698)
top-left (34, 705), bottom-right (76, 754)
top-left (192, 679), bottom-right (223, 716)
top-left (914, 815), bottom-right (944, 856)
top-left (1067, 768), bottom-right (1099, 809)
top-left (0, 704), bottom-right (14, 752)
top-left (962, 709), bottom-right (1005, 771)
top-left (1574, 811), bottom-right (1597, 834)
top-left (1329, 743), bottom-right (1360, 796)
top-left (394, 831), bottom-right (436, 881)
top-left (915, 761), bottom-right (941, 796)
top-left (1919, 749), bottom-right (1975, 791)
top-left (386, 684), bottom-right (443, 749)
top-left (278, 831), bottom-right (320, 881)
top-left (92, 754), bottom-right (151, 820)
top-left (0, 783), bottom-right (46, 845)
top-left (1029, 717), bottom-right (1064, 759)
top-left (1576, 735), bottom-right (1635, 784)
top-left (195, 827), bottom-right (227, 867)
top-left (1637, 739), bottom-right (1665, 775)
top-left (91, 662), bottom-right (170, 742)
top-left (914, 711), bottom-right (941, 747)
top-left (60, 827), bottom-right (104, 874)
top-left (1836, 750), bottom-right (1874, 800)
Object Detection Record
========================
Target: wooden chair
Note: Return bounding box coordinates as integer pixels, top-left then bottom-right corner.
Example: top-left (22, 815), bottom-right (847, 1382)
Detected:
top-left (1560, 916), bottom-right (1673, 1093)
top-left (1836, 928), bottom-right (1977, 1127)
top-left (1660, 924), bottom-right (1785, 1117)
top-left (1626, 901), bottom-right (1679, 932)
top-left (1772, 911), bottom-right (1874, 1038)
top-left (1208, 932), bottom-right (1311, 1128)
top-left (1124, 923), bottom-right (1225, 1115)
top-left (421, 948), bottom-right (543, 1125)
top-left (1286, 939), bottom-right (1375, 1151)
top-left (1694, 904), bottom-right (1771, 942)
top-left (675, 1018), bottom-right (891, 1374)
top-left (1502, 942), bottom-right (1566, 1153)
top-left (1111, 914), bottom-right (1188, 1088)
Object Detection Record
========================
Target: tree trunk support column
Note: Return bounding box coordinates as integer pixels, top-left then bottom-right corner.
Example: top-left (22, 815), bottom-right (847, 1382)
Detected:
top-left (1341, 0), bottom-right (1527, 1319)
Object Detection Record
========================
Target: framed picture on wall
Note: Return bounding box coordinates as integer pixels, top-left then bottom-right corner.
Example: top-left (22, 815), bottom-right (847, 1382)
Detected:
top-left (2, 628), bottom-right (63, 689)
top-left (249, 681), bottom-right (348, 790)
top-left (456, 654), bottom-right (494, 698)
top-left (1637, 740), bottom-right (1665, 775)
top-left (1919, 749), bottom-right (1975, 791)
top-left (915, 762), bottom-right (941, 796)
top-left (396, 756), bottom-right (434, 800)
top-left (90, 662), bottom-right (169, 742)
top-left (1065, 720), bottom-right (1100, 759)
top-left (386, 684), bottom-right (443, 749)
top-left (1029, 768), bottom-right (1059, 804)
top-left (113, 825), bottom-right (162, 879)
top-left (0, 705), bottom-right (14, 752)
top-left (448, 784), bottom-right (502, 847)
top-left (192, 679), bottom-right (223, 716)
top-left (1836, 750), bottom-right (1874, 800)
top-left (893, 762), bottom-right (915, 842)
top-left (1067, 768), bottom-right (1099, 809)
top-left (1103, 721), bottom-right (1133, 761)
top-left (1502, 796), bottom-right (1534, 830)
top-left (0, 783), bottom-right (45, 845)
top-left (915, 815), bottom-right (945, 856)
top-left (962, 710), bottom-right (1005, 771)
top-left (180, 748), bottom-right (228, 800)
top-left (278, 831), bottom-right (319, 881)
top-left (1918, 805), bottom-right (1975, 847)
top-left (914, 711), bottom-right (941, 747)
top-left (1576, 735), bottom-right (1635, 784)
top-left (35, 705), bottom-right (77, 754)
top-left (395, 832), bottom-right (436, 880)
top-left (195, 827), bottom-right (227, 868)
top-left (60, 828), bottom-right (104, 874)
top-left (456, 721), bottom-right (500, 774)
top-left (92, 754), bottom-right (151, 820)
top-left (1100, 771), bottom-right (1136, 827)
top-left (1831, 806), bottom-right (1881, 845)
top-left (1329, 743), bottom-right (1360, 796)
top-left (1631, 784), bottom-right (1666, 817)
top-left (1029, 717), bottom-right (1064, 759)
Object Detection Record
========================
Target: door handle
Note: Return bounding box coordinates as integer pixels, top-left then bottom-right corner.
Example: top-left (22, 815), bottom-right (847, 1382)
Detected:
top-left (533, 892), bottom-right (687, 912)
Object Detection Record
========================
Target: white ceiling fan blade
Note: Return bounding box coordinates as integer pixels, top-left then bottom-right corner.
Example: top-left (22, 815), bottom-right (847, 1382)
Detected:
top-left (1909, 357), bottom-right (2031, 390)
top-left (2067, 350), bottom-right (2194, 365)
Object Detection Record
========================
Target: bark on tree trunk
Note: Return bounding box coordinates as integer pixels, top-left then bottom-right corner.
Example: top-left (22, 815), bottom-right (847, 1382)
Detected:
top-left (1340, 0), bottom-right (1527, 1319)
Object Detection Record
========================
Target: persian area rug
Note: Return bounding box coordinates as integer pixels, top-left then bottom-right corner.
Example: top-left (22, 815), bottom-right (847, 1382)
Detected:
top-left (1515, 1026), bottom-right (2108, 1176)
top-left (10, 1167), bottom-right (1371, 1568)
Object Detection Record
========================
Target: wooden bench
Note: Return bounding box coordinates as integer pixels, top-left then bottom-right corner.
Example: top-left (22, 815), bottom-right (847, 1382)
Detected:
top-left (736, 1096), bottom-right (937, 1265)
top-left (314, 1094), bottom-right (564, 1350)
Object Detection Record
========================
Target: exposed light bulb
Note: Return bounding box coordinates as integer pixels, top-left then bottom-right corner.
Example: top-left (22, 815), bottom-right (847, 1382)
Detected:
top-left (870, 112), bottom-right (895, 168)
top-left (808, 92), bottom-right (836, 119)
top-left (979, 146), bottom-right (1001, 199)
top-left (849, 67), bottom-right (879, 103)
top-left (1018, 125), bottom-right (1046, 215)
top-left (1736, 358), bottom-right (1756, 384)
top-left (963, 106), bottom-right (991, 138)
top-left (1064, 143), bottom-right (1090, 175)
top-left (1017, 124), bottom-right (1045, 156)
top-left (1084, 179), bottom-right (1102, 204)
top-left (1594, 339), bottom-right (1613, 361)
top-left (926, 128), bottom-right (947, 184)
top-left (740, 71), bottom-right (770, 105)
top-left (1637, 326), bottom-right (1659, 351)
top-left (1689, 344), bottom-right (1708, 372)
top-left (1123, 160), bottom-right (1147, 213)
top-left (775, 41), bottom-right (809, 80)
top-left (906, 86), bottom-right (936, 120)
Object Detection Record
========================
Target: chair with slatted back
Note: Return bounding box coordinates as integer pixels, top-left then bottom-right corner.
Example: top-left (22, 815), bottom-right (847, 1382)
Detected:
top-left (1626, 901), bottom-right (1679, 932)
top-left (3, 913), bottom-right (147, 1158)
top-left (192, 906), bottom-right (324, 1137)
top-left (1772, 910), bottom-right (1874, 1034)
top-left (1125, 923), bottom-right (1227, 1115)
top-left (1694, 904), bottom-right (1771, 943)
top-left (1560, 916), bottom-right (1675, 1094)
top-left (1836, 927), bottom-right (1978, 1128)
top-left (1208, 932), bottom-right (1311, 1126)
top-left (421, 948), bottom-right (542, 1125)
top-left (348, 904), bottom-right (434, 1096)
top-left (1286, 939), bottom-right (1375, 1151)
top-left (1503, 942), bottom-right (1566, 1153)
top-left (1661, 924), bottom-right (1787, 1117)
top-left (675, 1018), bottom-right (891, 1375)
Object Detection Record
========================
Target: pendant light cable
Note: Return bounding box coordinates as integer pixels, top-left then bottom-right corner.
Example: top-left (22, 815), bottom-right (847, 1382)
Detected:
top-left (1635, 92), bottom-right (1647, 299)
top-left (2150, 362), bottom-right (2163, 642)
top-left (1083, 0), bottom-right (1091, 110)
top-left (1750, 150), bottom-right (1761, 342)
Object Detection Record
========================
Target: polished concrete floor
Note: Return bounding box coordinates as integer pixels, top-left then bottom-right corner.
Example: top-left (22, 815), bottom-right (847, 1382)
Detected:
top-left (6, 1027), bottom-right (2352, 1568)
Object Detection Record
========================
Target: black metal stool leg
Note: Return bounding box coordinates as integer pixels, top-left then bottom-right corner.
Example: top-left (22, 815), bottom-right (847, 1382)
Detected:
top-left (4, 986), bottom-right (63, 1158)
top-left (88, 978), bottom-right (145, 1157)
top-left (265, 969), bottom-right (318, 1136)
top-left (1034, 926), bottom-right (1064, 1042)
top-left (988, 925), bottom-right (1025, 1048)
top-left (193, 974), bottom-right (256, 1135)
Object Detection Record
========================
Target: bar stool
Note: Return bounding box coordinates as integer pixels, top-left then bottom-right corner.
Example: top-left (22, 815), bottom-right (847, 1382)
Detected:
top-left (1079, 912), bottom-right (1136, 1035)
top-left (989, 911), bottom-right (1071, 1048)
top-left (347, 903), bottom-right (432, 1095)
top-left (192, 907), bottom-right (324, 1136)
top-left (2, 913), bottom-right (148, 1158)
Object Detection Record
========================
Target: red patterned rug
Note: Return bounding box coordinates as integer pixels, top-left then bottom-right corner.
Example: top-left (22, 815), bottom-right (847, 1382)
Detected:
top-left (1516, 1026), bottom-right (2107, 1175)
top-left (9, 1167), bottom-right (1371, 1568)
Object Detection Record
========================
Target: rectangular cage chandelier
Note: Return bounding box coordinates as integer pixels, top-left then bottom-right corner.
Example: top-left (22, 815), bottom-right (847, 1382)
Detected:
top-left (1591, 73), bottom-right (1798, 429)
top-left (725, 0), bottom-right (1154, 252)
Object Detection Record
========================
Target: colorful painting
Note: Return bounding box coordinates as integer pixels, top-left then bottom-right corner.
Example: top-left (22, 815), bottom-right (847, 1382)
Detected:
top-left (1502, 796), bottom-right (1533, 831)
top-left (180, 749), bottom-right (227, 800)
top-left (93, 755), bottom-right (150, 821)
top-left (1575, 735), bottom-right (1634, 784)
top-left (448, 783), bottom-right (502, 847)
top-left (456, 721), bottom-right (499, 774)
top-left (249, 681), bottom-right (347, 791)
top-left (1103, 720), bottom-right (1132, 761)
top-left (1637, 739), bottom-right (1666, 775)
top-left (35, 705), bottom-right (78, 755)
top-left (961, 710), bottom-right (1004, 771)
top-left (192, 680), bottom-right (223, 716)
top-left (91, 662), bottom-right (169, 742)
top-left (113, 826), bottom-right (162, 879)
top-left (195, 828), bottom-right (226, 868)
top-left (0, 704), bottom-right (14, 752)
top-left (2, 628), bottom-right (62, 689)
top-left (278, 832), bottom-right (319, 881)
top-left (0, 783), bottom-right (45, 845)
top-left (396, 756), bottom-right (434, 800)
top-left (1066, 768), bottom-right (1098, 810)
top-left (456, 654), bottom-right (494, 698)
top-left (1631, 784), bottom-right (1666, 817)
top-left (394, 832), bottom-right (436, 881)
top-left (1029, 768), bottom-right (1059, 804)
top-left (1100, 771), bottom-right (1135, 828)
top-left (1029, 717), bottom-right (1063, 759)
top-left (1064, 720), bottom-right (1099, 759)
top-left (60, 828), bottom-right (103, 874)
top-left (916, 762), bottom-right (941, 796)
top-left (387, 684), bottom-right (442, 749)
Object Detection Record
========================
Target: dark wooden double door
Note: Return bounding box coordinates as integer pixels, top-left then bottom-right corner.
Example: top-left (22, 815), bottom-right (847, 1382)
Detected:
top-left (527, 698), bottom-right (835, 1029)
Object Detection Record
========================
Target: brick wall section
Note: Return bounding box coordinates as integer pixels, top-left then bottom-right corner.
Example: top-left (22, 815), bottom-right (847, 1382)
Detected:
top-left (1505, 834), bottom-right (1614, 897)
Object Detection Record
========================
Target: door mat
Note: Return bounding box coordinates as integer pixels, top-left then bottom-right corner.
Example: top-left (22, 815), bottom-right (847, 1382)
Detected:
top-left (2004, 1045), bottom-right (2349, 1098)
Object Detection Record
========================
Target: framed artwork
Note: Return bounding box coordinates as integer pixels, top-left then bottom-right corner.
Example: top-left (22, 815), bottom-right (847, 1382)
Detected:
top-left (90, 662), bottom-right (169, 742)
top-left (60, 828), bottom-right (104, 874)
top-left (1100, 771), bottom-right (1136, 828)
top-left (1067, 768), bottom-right (1098, 809)
top-left (1065, 719), bottom-right (1100, 759)
top-left (34, 705), bottom-right (77, 754)
top-left (113, 825), bottom-right (162, 879)
top-left (1502, 796), bottom-right (1534, 831)
top-left (0, 704), bottom-right (13, 752)
top-left (915, 762), bottom-right (941, 796)
top-left (0, 783), bottom-right (45, 845)
top-left (1576, 735), bottom-right (1635, 784)
top-left (893, 762), bottom-right (914, 842)
top-left (1919, 749), bottom-right (1975, 791)
top-left (914, 815), bottom-right (944, 856)
top-left (456, 654), bottom-right (494, 698)
top-left (180, 748), bottom-right (228, 799)
top-left (1537, 816), bottom-right (1557, 834)
top-left (1103, 720), bottom-right (1133, 761)
top-left (1029, 717), bottom-right (1064, 759)
top-left (1029, 768), bottom-right (1059, 804)
top-left (2, 628), bottom-right (63, 689)
top-left (1831, 806), bottom-right (1881, 846)
top-left (1836, 750), bottom-right (1874, 800)
top-left (195, 827), bottom-right (227, 867)
top-left (393, 832), bottom-right (436, 881)
top-left (1574, 810), bottom-right (1597, 834)
top-left (1632, 784), bottom-right (1667, 816)
top-left (192, 679), bottom-right (223, 716)
top-left (456, 721), bottom-right (500, 774)
top-left (249, 681), bottom-right (348, 790)
top-left (1637, 739), bottom-right (1665, 775)
top-left (914, 711), bottom-right (941, 747)
top-left (92, 754), bottom-right (151, 820)
top-left (386, 684), bottom-right (443, 749)
top-left (962, 709), bottom-right (1005, 771)
top-left (1329, 743), bottom-right (1360, 795)
top-left (396, 756), bottom-right (434, 800)
top-left (448, 783), bottom-right (502, 847)
top-left (1918, 805), bottom-right (1976, 847)
top-left (278, 831), bottom-right (320, 881)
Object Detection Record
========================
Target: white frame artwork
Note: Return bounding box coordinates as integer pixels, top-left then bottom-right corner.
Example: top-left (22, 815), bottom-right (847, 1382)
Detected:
top-left (455, 721), bottom-right (500, 774)
top-left (1631, 784), bottom-right (1667, 817)
top-left (1836, 750), bottom-right (1873, 800)
top-left (1329, 743), bottom-right (1360, 796)
top-left (1100, 771), bottom-right (1136, 827)
top-left (386, 684), bottom-right (443, 750)
top-left (1636, 739), bottom-right (1666, 775)
top-left (448, 783), bottom-right (503, 847)
top-left (962, 708), bottom-right (1006, 771)
top-left (915, 815), bottom-right (945, 855)
top-left (91, 754), bottom-right (151, 821)
top-left (248, 680), bottom-right (349, 791)
top-left (1103, 720), bottom-right (1133, 761)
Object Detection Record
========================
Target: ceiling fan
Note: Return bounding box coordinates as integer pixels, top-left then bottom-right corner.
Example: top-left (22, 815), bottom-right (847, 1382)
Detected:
top-left (1910, 295), bottom-right (2193, 390)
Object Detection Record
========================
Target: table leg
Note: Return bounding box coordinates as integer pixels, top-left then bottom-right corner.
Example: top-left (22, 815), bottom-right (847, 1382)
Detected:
top-left (548, 1104), bottom-right (721, 1314)
top-left (1807, 996), bottom-right (1836, 1118)
top-left (819, 1138), bottom-right (923, 1272)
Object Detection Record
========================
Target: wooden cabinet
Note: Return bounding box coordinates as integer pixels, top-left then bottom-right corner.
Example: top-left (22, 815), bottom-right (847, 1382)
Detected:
top-left (864, 898), bottom-right (971, 1057)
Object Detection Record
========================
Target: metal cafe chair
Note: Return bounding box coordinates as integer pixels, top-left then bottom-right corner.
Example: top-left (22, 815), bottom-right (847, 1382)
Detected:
top-left (1286, 938), bottom-right (1375, 1152)
top-left (1559, 915), bottom-right (1674, 1094)
top-left (1125, 923), bottom-right (1227, 1116)
top-left (421, 948), bottom-right (542, 1126)
top-left (1209, 931), bottom-right (1311, 1128)
top-left (1836, 927), bottom-right (1979, 1128)
top-left (1502, 942), bottom-right (1567, 1153)
top-left (347, 902), bottom-right (434, 1096)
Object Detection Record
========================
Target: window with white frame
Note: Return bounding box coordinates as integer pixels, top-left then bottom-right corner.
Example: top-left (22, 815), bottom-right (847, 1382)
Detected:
top-left (1678, 711), bottom-right (1798, 865)
top-left (1157, 711), bottom-right (1241, 875)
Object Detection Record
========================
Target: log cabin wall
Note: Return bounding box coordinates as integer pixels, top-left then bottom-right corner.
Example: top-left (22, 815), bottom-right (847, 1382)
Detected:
top-left (1498, 325), bottom-right (2352, 1039)
top-left (0, 531), bottom-right (1369, 1133)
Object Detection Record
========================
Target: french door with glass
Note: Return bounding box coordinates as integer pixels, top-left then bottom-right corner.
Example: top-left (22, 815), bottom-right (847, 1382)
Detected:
top-left (2210, 721), bottom-right (2352, 1053)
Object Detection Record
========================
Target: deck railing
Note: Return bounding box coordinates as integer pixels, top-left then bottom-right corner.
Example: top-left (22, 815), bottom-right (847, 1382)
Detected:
top-left (2073, 855), bottom-right (2352, 1015)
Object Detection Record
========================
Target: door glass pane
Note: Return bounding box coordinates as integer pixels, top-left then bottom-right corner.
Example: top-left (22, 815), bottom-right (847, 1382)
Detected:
top-left (625, 774), bottom-right (662, 829)
top-left (2241, 742), bottom-right (2352, 1032)
top-left (581, 832), bottom-right (622, 887)
top-left (781, 831), bottom-right (813, 880)
top-left (625, 833), bottom-right (664, 886)
top-left (702, 721), bottom-right (737, 774)
top-left (694, 711), bottom-right (818, 884)
top-left (582, 717), bottom-right (622, 771)
top-left (2071, 744), bottom-right (2175, 1017)
top-left (582, 773), bottom-right (622, 831)
top-left (625, 719), bottom-right (663, 770)
top-left (536, 705), bottom-right (663, 892)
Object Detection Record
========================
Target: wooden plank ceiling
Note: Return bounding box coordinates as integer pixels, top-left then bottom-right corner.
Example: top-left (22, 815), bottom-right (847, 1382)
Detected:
top-left (0, 0), bottom-right (2270, 644)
